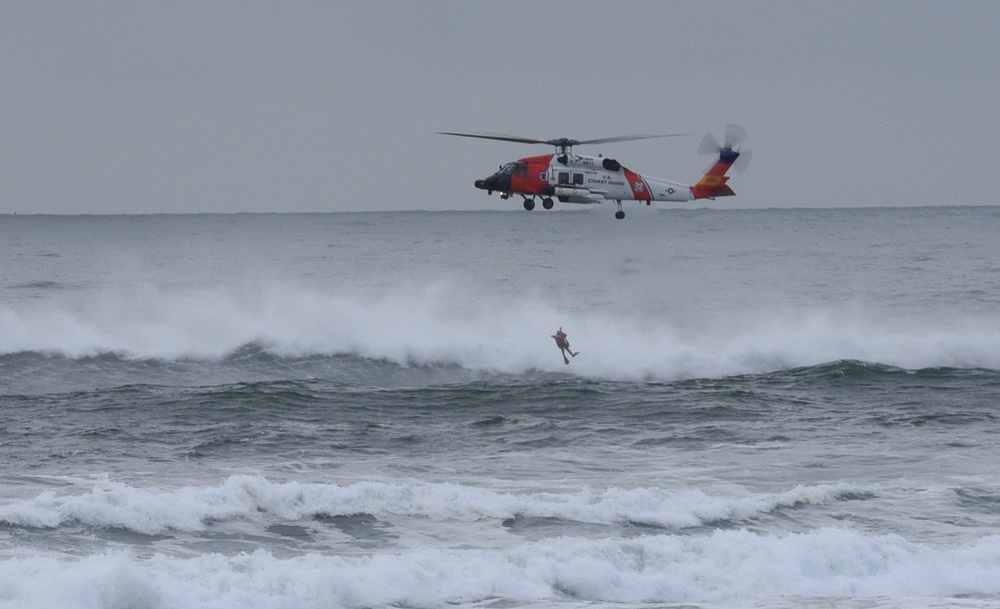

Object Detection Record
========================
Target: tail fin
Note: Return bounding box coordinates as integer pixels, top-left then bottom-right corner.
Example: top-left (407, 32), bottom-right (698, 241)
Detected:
top-left (690, 148), bottom-right (739, 200)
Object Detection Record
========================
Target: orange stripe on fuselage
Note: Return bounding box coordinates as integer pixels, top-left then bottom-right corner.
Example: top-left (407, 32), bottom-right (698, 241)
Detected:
top-left (509, 154), bottom-right (553, 195)
top-left (622, 167), bottom-right (651, 201)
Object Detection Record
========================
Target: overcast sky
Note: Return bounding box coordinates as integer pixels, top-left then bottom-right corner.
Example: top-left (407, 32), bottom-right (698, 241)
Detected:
top-left (2, 1), bottom-right (998, 214)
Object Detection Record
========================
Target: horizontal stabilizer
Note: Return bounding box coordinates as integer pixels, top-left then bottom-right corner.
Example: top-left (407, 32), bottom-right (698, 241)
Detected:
top-left (691, 183), bottom-right (735, 199)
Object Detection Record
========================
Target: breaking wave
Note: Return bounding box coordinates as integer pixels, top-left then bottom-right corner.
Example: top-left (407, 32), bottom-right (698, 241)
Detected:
top-left (2, 281), bottom-right (1000, 388)
top-left (0, 527), bottom-right (998, 608)
top-left (0, 476), bottom-right (874, 536)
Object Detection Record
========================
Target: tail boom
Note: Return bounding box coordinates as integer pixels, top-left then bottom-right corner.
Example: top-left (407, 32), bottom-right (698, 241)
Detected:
top-left (690, 148), bottom-right (739, 200)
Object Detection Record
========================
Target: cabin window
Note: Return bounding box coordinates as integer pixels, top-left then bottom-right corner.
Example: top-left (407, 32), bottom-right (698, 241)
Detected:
top-left (572, 173), bottom-right (584, 185)
top-left (558, 171), bottom-right (570, 184)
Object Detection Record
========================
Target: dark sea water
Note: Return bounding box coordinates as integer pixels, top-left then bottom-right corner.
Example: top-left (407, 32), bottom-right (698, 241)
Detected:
top-left (1, 208), bottom-right (999, 608)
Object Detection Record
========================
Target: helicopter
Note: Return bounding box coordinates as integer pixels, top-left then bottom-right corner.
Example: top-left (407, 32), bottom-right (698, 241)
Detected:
top-left (439, 125), bottom-right (750, 219)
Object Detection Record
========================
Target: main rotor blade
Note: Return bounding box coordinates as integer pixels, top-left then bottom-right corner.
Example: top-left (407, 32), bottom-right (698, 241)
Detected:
top-left (580, 133), bottom-right (688, 145)
top-left (437, 132), bottom-right (688, 147)
top-left (436, 132), bottom-right (548, 145)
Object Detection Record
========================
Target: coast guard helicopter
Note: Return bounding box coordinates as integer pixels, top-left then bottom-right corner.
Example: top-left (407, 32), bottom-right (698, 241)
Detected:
top-left (439, 125), bottom-right (749, 219)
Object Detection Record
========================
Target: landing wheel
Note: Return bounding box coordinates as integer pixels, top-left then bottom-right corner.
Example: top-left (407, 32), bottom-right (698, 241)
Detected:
top-left (523, 199), bottom-right (535, 211)
top-left (615, 210), bottom-right (625, 220)
top-left (542, 197), bottom-right (554, 210)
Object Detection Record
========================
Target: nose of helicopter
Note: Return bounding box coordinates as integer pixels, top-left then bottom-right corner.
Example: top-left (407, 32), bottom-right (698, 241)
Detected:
top-left (474, 172), bottom-right (509, 193)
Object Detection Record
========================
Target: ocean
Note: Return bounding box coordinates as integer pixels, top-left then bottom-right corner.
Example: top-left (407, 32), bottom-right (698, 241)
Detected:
top-left (1, 207), bottom-right (999, 609)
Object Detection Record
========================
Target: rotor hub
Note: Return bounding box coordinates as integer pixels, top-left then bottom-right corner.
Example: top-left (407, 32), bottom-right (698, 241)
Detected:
top-left (547, 138), bottom-right (581, 153)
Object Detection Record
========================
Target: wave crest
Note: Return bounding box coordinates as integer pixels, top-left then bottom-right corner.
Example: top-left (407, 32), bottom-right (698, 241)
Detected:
top-left (1, 530), bottom-right (999, 607)
top-left (4, 281), bottom-right (1000, 384)
top-left (0, 476), bottom-right (875, 536)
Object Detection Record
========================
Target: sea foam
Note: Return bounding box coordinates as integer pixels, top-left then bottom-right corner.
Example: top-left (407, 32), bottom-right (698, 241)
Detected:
top-left (0, 476), bottom-right (878, 535)
top-left (2, 281), bottom-right (1000, 382)
top-left (0, 530), bottom-right (999, 608)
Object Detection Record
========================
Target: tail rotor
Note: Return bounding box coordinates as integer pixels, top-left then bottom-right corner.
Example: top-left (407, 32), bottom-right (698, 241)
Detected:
top-left (690, 124), bottom-right (750, 200)
top-left (698, 124), bottom-right (751, 173)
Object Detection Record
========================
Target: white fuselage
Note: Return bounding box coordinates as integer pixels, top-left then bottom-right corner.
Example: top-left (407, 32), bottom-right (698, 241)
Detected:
top-left (544, 153), bottom-right (693, 204)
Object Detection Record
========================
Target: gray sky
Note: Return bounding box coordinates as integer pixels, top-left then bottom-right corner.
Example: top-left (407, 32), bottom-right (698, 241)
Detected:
top-left (2, 1), bottom-right (998, 214)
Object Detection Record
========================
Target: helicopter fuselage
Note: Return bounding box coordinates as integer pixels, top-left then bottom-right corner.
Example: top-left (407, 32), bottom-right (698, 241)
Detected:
top-left (475, 153), bottom-right (697, 206)
top-left (446, 126), bottom-right (745, 219)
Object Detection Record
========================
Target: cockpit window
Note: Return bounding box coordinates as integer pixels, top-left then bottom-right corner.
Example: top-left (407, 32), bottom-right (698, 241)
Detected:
top-left (499, 163), bottom-right (517, 176)
top-left (514, 163), bottom-right (528, 178)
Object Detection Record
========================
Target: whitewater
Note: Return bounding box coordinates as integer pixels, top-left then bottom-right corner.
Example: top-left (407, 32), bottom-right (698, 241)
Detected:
top-left (1, 208), bottom-right (999, 609)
